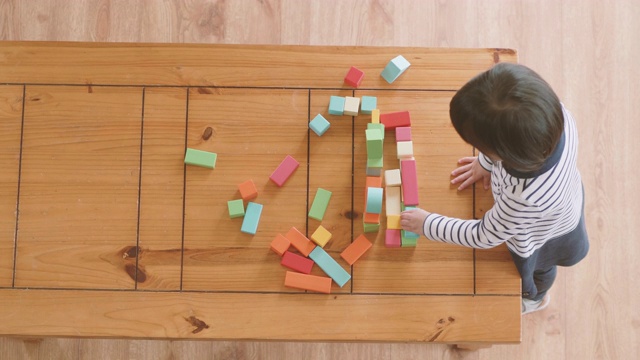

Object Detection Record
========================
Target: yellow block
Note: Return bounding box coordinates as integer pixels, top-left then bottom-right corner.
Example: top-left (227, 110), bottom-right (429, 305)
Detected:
top-left (371, 109), bottom-right (380, 124)
top-left (387, 215), bottom-right (401, 230)
top-left (311, 225), bottom-right (332, 247)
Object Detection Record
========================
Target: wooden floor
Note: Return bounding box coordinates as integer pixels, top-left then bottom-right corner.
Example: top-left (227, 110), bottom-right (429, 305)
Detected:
top-left (1, 0), bottom-right (638, 359)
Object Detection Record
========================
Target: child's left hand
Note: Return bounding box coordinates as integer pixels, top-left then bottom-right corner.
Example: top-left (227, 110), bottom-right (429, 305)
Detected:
top-left (400, 208), bottom-right (431, 235)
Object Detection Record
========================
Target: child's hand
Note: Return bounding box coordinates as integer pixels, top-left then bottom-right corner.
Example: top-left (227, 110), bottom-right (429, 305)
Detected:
top-left (400, 208), bottom-right (430, 235)
top-left (451, 156), bottom-right (491, 191)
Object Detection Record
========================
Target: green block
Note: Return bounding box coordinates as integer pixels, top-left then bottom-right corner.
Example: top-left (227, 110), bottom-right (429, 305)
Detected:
top-left (367, 123), bottom-right (385, 139)
top-left (241, 202), bottom-right (263, 235)
top-left (402, 229), bottom-right (420, 239)
top-left (227, 199), bottom-right (245, 218)
top-left (367, 157), bottom-right (383, 169)
top-left (363, 221), bottom-right (380, 233)
top-left (309, 188), bottom-right (332, 221)
top-left (366, 129), bottom-right (383, 159)
top-left (184, 148), bottom-right (217, 169)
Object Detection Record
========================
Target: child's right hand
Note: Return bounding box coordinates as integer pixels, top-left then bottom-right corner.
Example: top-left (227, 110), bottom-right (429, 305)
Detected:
top-left (451, 156), bottom-right (491, 191)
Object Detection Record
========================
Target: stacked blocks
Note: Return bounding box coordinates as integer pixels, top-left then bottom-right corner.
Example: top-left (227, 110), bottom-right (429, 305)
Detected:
top-left (381, 55), bottom-right (411, 84)
top-left (270, 234), bottom-right (291, 256)
top-left (311, 225), bottom-right (332, 247)
top-left (309, 114), bottom-right (331, 136)
top-left (240, 202), bottom-right (263, 235)
top-left (309, 188), bottom-right (332, 221)
top-left (227, 199), bottom-right (245, 219)
top-left (270, 155), bottom-right (299, 187)
top-left (238, 180), bottom-right (258, 201)
top-left (328, 96), bottom-right (346, 115)
top-left (340, 234), bottom-right (372, 265)
top-left (344, 97), bottom-right (360, 116)
top-left (361, 96), bottom-right (377, 115)
top-left (309, 247), bottom-right (351, 287)
top-left (397, 141), bottom-right (414, 159)
top-left (184, 148), bottom-right (217, 169)
top-left (380, 111), bottom-right (411, 130)
top-left (384, 169), bottom-right (402, 187)
top-left (344, 66), bottom-right (365, 88)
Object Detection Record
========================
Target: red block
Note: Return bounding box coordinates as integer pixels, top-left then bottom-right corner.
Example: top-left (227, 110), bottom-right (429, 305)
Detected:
top-left (400, 159), bottom-right (419, 206)
top-left (281, 251), bottom-right (314, 274)
top-left (269, 155), bottom-right (300, 187)
top-left (380, 111), bottom-right (411, 130)
top-left (344, 66), bottom-right (365, 88)
top-left (385, 229), bottom-right (402, 248)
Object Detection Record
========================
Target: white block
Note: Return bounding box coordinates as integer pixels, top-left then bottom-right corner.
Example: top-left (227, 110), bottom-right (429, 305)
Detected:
top-left (397, 141), bottom-right (414, 159)
top-left (344, 96), bottom-right (360, 116)
top-left (385, 169), bottom-right (402, 187)
top-left (386, 186), bottom-right (402, 216)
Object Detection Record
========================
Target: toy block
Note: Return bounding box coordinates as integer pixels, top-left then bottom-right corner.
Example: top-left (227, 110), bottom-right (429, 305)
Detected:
top-left (400, 159), bottom-right (419, 206)
top-left (367, 157), bottom-right (383, 171)
top-left (308, 188), bottom-right (332, 221)
top-left (361, 96), bottom-right (377, 114)
top-left (270, 234), bottom-right (291, 256)
top-left (371, 109), bottom-right (380, 124)
top-left (387, 214), bottom-right (401, 230)
top-left (366, 187), bottom-right (383, 214)
top-left (365, 128), bottom-right (383, 160)
top-left (401, 230), bottom-right (418, 247)
top-left (384, 169), bottom-right (402, 187)
top-left (184, 148), bottom-right (217, 169)
top-left (344, 96), bottom-right (360, 116)
top-left (284, 271), bottom-right (332, 294)
top-left (240, 202), bottom-right (263, 235)
top-left (328, 96), bottom-right (346, 115)
top-left (285, 227), bottom-right (317, 257)
top-left (366, 166), bottom-right (382, 177)
top-left (227, 199), bottom-right (245, 219)
top-left (363, 211), bottom-right (380, 224)
top-left (397, 141), bottom-right (414, 159)
top-left (309, 114), bottom-right (331, 136)
top-left (386, 186), bottom-right (402, 215)
top-left (340, 234), bottom-right (373, 265)
top-left (381, 55), bottom-right (411, 83)
top-left (309, 247), bottom-right (351, 287)
top-left (367, 123), bottom-right (385, 139)
top-left (365, 176), bottom-right (383, 190)
top-left (380, 111), bottom-right (411, 130)
top-left (403, 229), bottom-right (420, 239)
top-left (311, 225), bottom-right (332, 247)
top-left (281, 251), bottom-right (314, 274)
top-left (363, 221), bottom-right (380, 233)
top-left (238, 180), bottom-right (258, 201)
top-left (395, 126), bottom-right (412, 142)
top-left (269, 155), bottom-right (299, 187)
top-left (344, 66), bottom-right (365, 88)
top-left (385, 229), bottom-right (402, 248)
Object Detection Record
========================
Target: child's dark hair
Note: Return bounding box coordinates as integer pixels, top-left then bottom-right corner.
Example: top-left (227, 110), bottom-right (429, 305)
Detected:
top-left (449, 63), bottom-right (564, 173)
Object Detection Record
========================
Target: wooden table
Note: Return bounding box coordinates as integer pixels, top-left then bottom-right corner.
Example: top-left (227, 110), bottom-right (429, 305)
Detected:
top-left (0, 42), bottom-right (521, 344)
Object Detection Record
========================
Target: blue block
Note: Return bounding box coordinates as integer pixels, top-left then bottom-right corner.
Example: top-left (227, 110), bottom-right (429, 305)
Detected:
top-left (361, 96), bottom-right (377, 114)
top-left (366, 187), bottom-right (383, 214)
top-left (381, 55), bottom-right (411, 84)
top-left (328, 96), bottom-right (345, 115)
top-left (309, 247), bottom-right (351, 287)
top-left (241, 202), bottom-right (263, 235)
top-left (309, 114), bottom-right (331, 136)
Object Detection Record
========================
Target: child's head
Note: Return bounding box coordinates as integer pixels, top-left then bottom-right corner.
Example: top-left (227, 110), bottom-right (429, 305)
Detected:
top-left (449, 63), bottom-right (564, 173)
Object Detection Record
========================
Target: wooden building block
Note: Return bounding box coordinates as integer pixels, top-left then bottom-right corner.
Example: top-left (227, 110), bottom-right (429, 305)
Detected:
top-left (344, 96), bottom-right (360, 116)
top-left (340, 234), bottom-right (373, 265)
top-left (385, 229), bottom-right (402, 248)
top-left (395, 126), bottom-right (412, 142)
top-left (366, 166), bottom-right (382, 177)
top-left (270, 234), bottom-right (291, 256)
top-left (309, 247), bottom-right (351, 287)
top-left (308, 188), bottom-right (332, 221)
top-left (238, 179), bottom-right (258, 201)
top-left (311, 225), bottom-right (332, 247)
top-left (397, 141), bottom-right (414, 159)
top-left (400, 159), bottom-right (419, 206)
top-left (227, 199), bottom-right (245, 219)
top-left (184, 148), bottom-right (217, 169)
top-left (363, 221), bottom-right (380, 233)
top-left (284, 271), bottom-right (332, 294)
top-left (371, 109), bottom-right (380, 124)
top-left (269, 155), bottom-right (300, 187)
top-left (361, 96), bottom-right (377, 114)
top-left (281, 251), bottom-right (314, 274)
top-left (365, 176), bottom-right (383, 191)
top-left (285, 227), bottom-right (316, 257)
top-left (309, 114), bottom-right (331, 136)
top-left (366, 128), bottom-right (383, 159)
top-left (386, 186), bottom-right (402, 215)
top-left (367, 123), bottom-right (385, 139)
top-left (401, 230), bottom-right (419, 247)
top-left (380, 111), bottom-right (411, 130)
top-left (363, 212), bottom-right (380, 224)
top-left (240, 202), bottom-right (263, 235)
top-left (344, 66), bottom-right (365, 88)
top-left (387, 215), bottom-right (401, 230)
top-left (328, 96), bottom-right (345, 115)
top-left (366, 187), bottom-right (383, 214)
top-left (384, 169), bottom-right (402, 187)
top-left (381, 55), bottom-right (411, 83)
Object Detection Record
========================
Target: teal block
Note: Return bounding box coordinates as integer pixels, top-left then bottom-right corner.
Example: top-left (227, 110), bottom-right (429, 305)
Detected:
top-left (363, 221), bottom-right (380, 233)
top-left (184, 148), bottom-right (217, 169)
top-left (401, 235), bottom-right (418, 247)
top-left (309, 188), bottom-right (332, 221)
top-left (366, 187), bottom-right (383, 214)
top-left (227, 199), bottom-right (245, 218)
top-left (309, 247), bottom-right (351, 287)
top-left (367, 123), bottom-right (385, 139)
top-left (361, 96), bottom-right (377, 114)
top-left (241, 202), bottom-right (263, 235)
top-left (381, 55), bottom-right (411, 84)
top-left (366, 129), bottom-right (383, 159)
top-left (402, 229), bottom-right (420, 239)
top-left (309, 114), bottom-right (331, 136)
top-left (328, 96), bottom-right (345, 115)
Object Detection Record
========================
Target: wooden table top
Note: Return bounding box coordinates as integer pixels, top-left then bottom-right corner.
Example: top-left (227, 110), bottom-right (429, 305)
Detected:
top-left (0, 42), bottom-right (520, 343)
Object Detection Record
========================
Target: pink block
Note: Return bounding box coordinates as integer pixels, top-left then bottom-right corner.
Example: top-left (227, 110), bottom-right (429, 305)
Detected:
top-left (269, 155), bottom-right (300, 187)
top-left (281, 251), bottom-right (314, 274)
top-left (385, 229), bottom-right (401, 248)
top-left (395, 127), bottom-right (412, 142)
top-left (380, 111), bottom-right (411, 130)
top-left (400, 159), bottom-right (419, 206)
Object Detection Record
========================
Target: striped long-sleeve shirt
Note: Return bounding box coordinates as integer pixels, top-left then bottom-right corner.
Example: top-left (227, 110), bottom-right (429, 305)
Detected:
top-left (423, 105), bottom-right (583, 258)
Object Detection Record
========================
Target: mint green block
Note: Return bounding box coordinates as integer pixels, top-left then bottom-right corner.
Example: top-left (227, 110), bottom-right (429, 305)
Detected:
top-left (241, 202), bottom-right (263, 235)
top-left (366, 187), bottom-right (383, 214)
top-left (361, 96), bottom-right (377, 114)
top-left (367, 157), bottom-right (383, 169)
top-left (328, 96), bottom-right (345, 115)
top-left (227, 199), bottom-right (245, 218)
top-left (363, 221), bottom-right (380, 233)
top-left (309, 188), bottom-right (332, 221)
top-left (366, 129), bottom-right (383, 159)
top-left (367, 123), bottom-right (385, 139)
top-left (309, 247), bottom-right (351, 287)
top-left (184, 148), bottom-right (217, 169)
top-left (401, 234), bottom-right (418, 247)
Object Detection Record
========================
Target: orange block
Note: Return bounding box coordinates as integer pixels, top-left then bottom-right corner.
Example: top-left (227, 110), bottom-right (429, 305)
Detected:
top-left (285, 227), bottom-right (316, 257)
top-left (238, 180), bottom-right (258, 201)
top-left (365, 176), bottom-right (382, 196)
top-left (270, 233), bottom-right (290, 256)
top-left (284, 271), bottom-right (332, 294)
top-left (341, 234), bottom-right (373, 265)
top-left (363, 212), bottom-right (380, 224)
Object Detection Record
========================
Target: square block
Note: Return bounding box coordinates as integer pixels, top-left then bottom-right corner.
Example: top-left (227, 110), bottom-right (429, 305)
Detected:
top-left (240, 202), bottom-right (263, 235)
top-left (401, 232), bottom-right (418, 247)
top-left (328, 96), bottom-right (345, 115)
top-left (361, 96), bottom-right (377, 114)
top-left (397, 141), bottom-right (414, 159)
top-left (387, 215), bottom-right (401, 230)
top-left (344, 96), bottom-right (360, 116)
top-left (403, 229), bottom-right (420, 239)
top-left (363, 220), bottom-right (380, 233)
top-left (395, 127), bottom-right (412, 142)
top-left (385, 229), bottom-right (402, 248)
top-left (184, 148), bottom-right (217, 169)
top-left (365, 129), bottom-right (383, 160)
top-left (381, 55), bottom-right (411, 83)
top-left (366, 167), bottom-right (382, 177)
top-left (384, 169), bottom-right (401, 187)
top-left (344, 66), bottom-right (365, 88)
top-left (367, 157), bottom-right (383, 169)
top-left (309, 114), bottom-right (331, 136)
top-left (270, 234), bottom-right (290, 256)
top-left (367, 123), bottom-right (385, 139)
top-left (363, 212), bottom-right (380, 224)
top-left (227, 199), bottom-right (245, 218)
top-left (311, 225), bottom-right (332, 247)
top-left (238, 179), bottom-right (258, 201)
top-left (366, 187), bottom-right (383, 214)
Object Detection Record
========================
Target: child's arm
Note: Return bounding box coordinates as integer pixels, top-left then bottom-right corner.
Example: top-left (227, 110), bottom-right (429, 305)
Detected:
top-left (451, 156), bottom-right (491, 191)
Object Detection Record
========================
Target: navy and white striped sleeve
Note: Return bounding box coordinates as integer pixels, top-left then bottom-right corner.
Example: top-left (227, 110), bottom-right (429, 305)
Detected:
top-left (477, 152), bottom-right (493, 172)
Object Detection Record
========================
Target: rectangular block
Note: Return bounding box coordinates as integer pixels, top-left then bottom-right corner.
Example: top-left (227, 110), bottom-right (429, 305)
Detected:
top-left (344, 66), bottom-right (365, 88)
top-left (363, 212), bottom-right (380, 224)
top-left (340, 234), bottom-right (373, 265)
top-left (285, 227), bottom-right (316, 257)
top-left (238, 180), bottom-right (258, 201)
top-left (284, 271), bottom-right (332, 294)
top-left (387, 215), bottom-right (401, 230)
top-left (366, 157), bottom-right (383, 169)
top-left (361, 96), bottom-right (377, 114)
top-left (309, 247), bottom-right (351, 288)
top-left (366, 166), bottom-right (382, 177)
top-left (308, 188), bottom-right (332, 221)
top-left (397, 141), bottom-right (414, 159)
top-left (365, 176), bottom-right (383, 191)
top-left (366, 187), bottom-right (383, 214)
top-left (365, 128), bottom-right (383, 160)
top-left (386, 186), bottom-right (402, 215)
top-left (384, 169), bottom-right (402, 187)
top-left (269, 155), bottom-right (300, 187)
top-left (328, 96), bottom-right (345, 115)
top-left (380, 111), bottom-right (411, 130)
top-left (385, 229), bottom-right (402, 248)
top-left (227, 199), bottom-right (245, 218)
top-left (240, 202), bottom-right (263, 235)
top-left (270, 234), bottom-right (291, 256)
top-left (395, 127), bottom-right (412, 142)
top-left (309, 114), bottom-right (331, 136)
top-left (401, 231), bottom-right (418, 247)
top-left (344, 96), bottom-right (360, 116)
top-left (281, 251), bottom-right (314, 274)
top-left (400, 159), bottom-right (419, 206)
top-left (184, 148), bottom-right (217, 169)
top-left (371, 109), bottom-right (380, 124)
